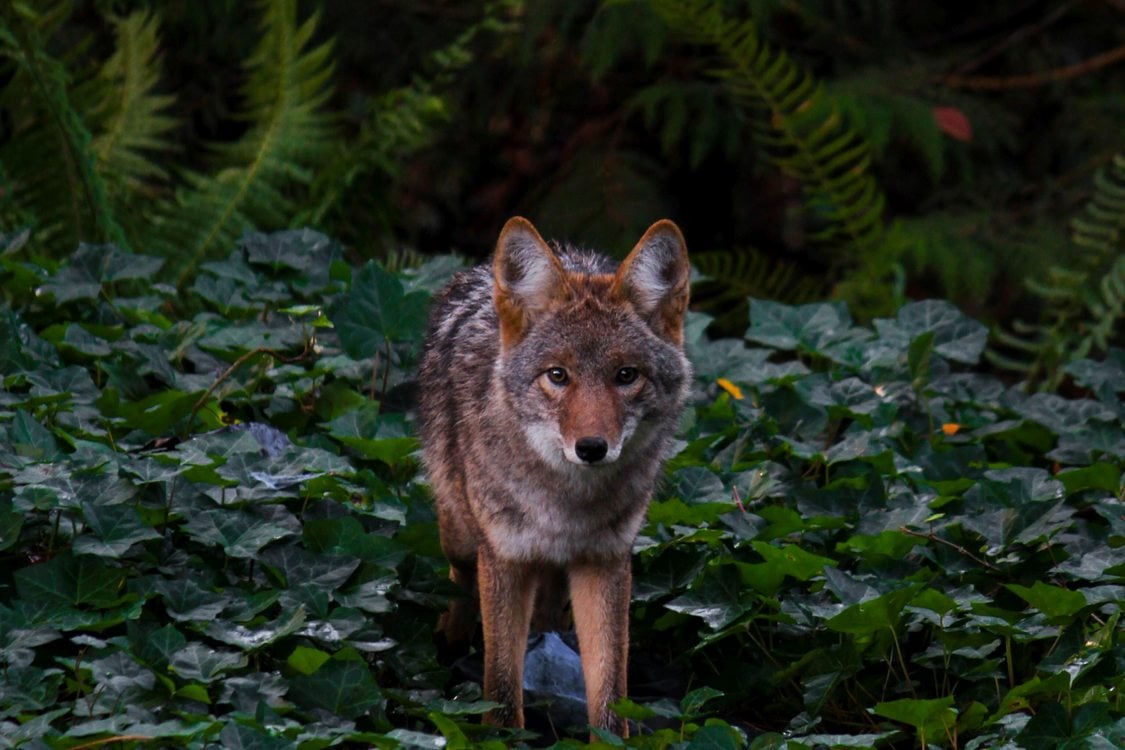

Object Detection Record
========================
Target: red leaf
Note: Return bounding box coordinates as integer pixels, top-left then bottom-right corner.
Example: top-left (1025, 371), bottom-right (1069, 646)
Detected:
top-left (933, 106), bottom-right (973, 142)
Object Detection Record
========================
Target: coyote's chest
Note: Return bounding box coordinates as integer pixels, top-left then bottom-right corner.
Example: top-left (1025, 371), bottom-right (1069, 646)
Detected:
top-left (479, 463), bottom-right (650, 564)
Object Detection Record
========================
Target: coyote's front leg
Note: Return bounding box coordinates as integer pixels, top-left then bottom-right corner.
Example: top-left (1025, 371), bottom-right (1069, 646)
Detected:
top-left (478, 548), bottom-right (537, 728)
top-left (570, 558), bottom-right (631, 737)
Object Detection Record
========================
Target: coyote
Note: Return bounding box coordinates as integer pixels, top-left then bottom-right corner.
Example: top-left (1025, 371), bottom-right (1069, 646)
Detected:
top-left (417, 217), bottom-right (691, 736)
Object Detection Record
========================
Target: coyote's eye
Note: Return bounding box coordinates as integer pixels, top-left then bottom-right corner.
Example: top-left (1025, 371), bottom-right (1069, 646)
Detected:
top-left (615, 367), bottom-right (639, 385)
top-left (545, 367), bottom-right (569, 385)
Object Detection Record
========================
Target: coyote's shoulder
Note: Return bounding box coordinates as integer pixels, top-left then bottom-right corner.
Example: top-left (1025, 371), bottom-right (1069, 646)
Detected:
top-left (417, 217), bottom-right (691, 735)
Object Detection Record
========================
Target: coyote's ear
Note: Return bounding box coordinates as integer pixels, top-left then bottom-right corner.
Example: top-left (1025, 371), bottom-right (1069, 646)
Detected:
top-left (613, 220), bottom-right (690, 344)
top-left (493, 217), bottom-right (569, 347)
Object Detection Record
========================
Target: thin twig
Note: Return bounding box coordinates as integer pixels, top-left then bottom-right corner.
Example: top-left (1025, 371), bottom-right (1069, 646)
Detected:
top-left (899, 526), bottom-right (1000, 571)
top-left (946, 1), bottom-right (1079, 79)
top-left (184, 340), bottom-right (312, 437)
top-left (943, 43), bottom-right (1125, 90)
top-left (68, 736), bottom-right (154, 750)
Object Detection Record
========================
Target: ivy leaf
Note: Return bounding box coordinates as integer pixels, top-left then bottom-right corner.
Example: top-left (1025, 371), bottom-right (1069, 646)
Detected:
top-left (258, 544), bottom-right (360, 591)
top-left (1065, 351), bottom-right (1125, 393)
top-left (1015, 701), bottom-right (1119, 750)
top-left (204, 607), bottom-right (306, 651)
top-left (287, 645), bottom-right (331, 675)
top-left (218, 722), bottom-right (298, 750)
top-left (0, 498), bottom-right (24, 551)
top-left (685, 723), bottom-right (742, 750)
top-left (73, 501), bottom-right (162, 558)
top-left (286, 650), bottom-right (383, 719)
top-left (737, 542), bottom-right (835, 596)
top-left (746, 298), bottom-right (866, 353)
top-left (10, 409), bottom-right (63, 461)
top-left (665, 563), bottom-right (755, 630)
top-left (152, 578), bottom-right (229, 623)
top-left (241, 228), bottom-right (339, 278)
top-left (1006, 581), bottom-right (1087, 622)
top-left (881, 300), bottom-right (988, 364)
top-left (825, 585), bottom-right (921, 636)
top-left (1013, 393), bottom-right (1117, 436)
top-left (14, 551), bottom-right (128, 608)
top-left (181, 508), bottom-right (299, 558)
top-left (168, 643), bottom-right (247, 683)
top-left (873, 696), bottom-right (957, 745)
top-left (328, 261), bottom-right (429, 358)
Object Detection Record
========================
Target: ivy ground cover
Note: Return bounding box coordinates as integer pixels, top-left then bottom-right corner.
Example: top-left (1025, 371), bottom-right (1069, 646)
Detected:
top-left (1, 230), bottom-right (1123, 748)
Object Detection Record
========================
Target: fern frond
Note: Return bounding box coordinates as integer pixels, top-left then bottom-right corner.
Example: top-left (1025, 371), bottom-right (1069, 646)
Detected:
top-left (64, 9), bottom-right (177, 251)
top-left (80, 11), bottom-right (176, 189)
top-left (296, 0), bottom-right (517, 251)
top-left (149, 0), bottom-right (336, 285)
top-left (627, 80), bottom-right (739, 167)
top-left (987, 152), bottom-right (1125, 388)
top-left (644, 0), bottom-right (893, 312)
top-left (692, 247), bottom-right (825, 334)
top-left (0, 1), bottom-right (127, 254)
top-left (1071, 153), bottom-right (1125, 262)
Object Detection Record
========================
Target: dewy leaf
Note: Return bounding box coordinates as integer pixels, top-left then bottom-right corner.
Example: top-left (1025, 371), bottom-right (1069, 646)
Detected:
top-left (1065, 350), bottom-right (1125, 393)
top-left (328, 261), bottom-right (429, 357)
top-left (873, 696), bottom-right (957, 742)
top-left (737, 542), bottom-right (834, 596)
top-left (285, 651), bottom-right (383, 719)
top-left (218, 721), bottom-right (298, 750)
top-left (241, 228), bottom-right (339, 281)
top-left (879, 299), bottom-right (989, 364)
top-left (746, 298), bottom-right (865, 353)
top-left (14, 551), bottom-right (127, 608)
top-left (259, 544), bottom-right (361, 592)
top-left (665, 563), bottom-right (756, 630)
top-left (1013, 393), bottom-right (1117, 436)
top-left (181, 508), bottom-right (299, 558)
top-left (168, 643), bottom-right (247, 683)
top-left (204, 607), bottom-right (306, 651)
top-left (73, 501), bottom-right (162, 558)
top-left (0, 498), bottom-right (24, 552)
top-left (152, 578), bottom-right (230, 623)
top-left (1014, 701), bottom-right (1083, 750)
top-left (38, 244), bottom-right (164, 300)
top-left (825, 585), bottom-right (921, 636)
top-left (10, 409), bottom-right (62, 461)
top-left (1006, 581), bottom-right (1087, 622)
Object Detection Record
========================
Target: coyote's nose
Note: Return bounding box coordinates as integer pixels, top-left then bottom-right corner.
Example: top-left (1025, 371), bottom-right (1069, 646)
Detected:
top-left (574, 436), bottom-right (608, 463)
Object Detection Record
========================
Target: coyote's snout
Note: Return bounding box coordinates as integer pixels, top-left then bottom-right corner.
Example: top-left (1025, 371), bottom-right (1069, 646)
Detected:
top-left (417, 217), bottom-right (691, 736)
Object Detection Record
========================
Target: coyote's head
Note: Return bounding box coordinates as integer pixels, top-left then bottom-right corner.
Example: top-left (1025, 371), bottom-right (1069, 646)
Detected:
top-left (491, 218), bottom-right (691, 471)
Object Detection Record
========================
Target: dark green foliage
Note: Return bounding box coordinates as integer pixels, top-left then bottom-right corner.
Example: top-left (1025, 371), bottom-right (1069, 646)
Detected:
top-left (989, 153), bottom-right (1125, 389)
top-left (0, 0), bottom-right (509, 280)
top-left (646, 0), bottom-right (894, 311)
top-left (0, 1), bottom-right (130, 253)
top-left (693, 248), bottom-right (826, 333)
top-left (2, 228), bottom-right (1123, 747)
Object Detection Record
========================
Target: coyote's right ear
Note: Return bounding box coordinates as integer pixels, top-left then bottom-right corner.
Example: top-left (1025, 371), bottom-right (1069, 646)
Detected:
top-left (493, 217), bottom-right (569, 348)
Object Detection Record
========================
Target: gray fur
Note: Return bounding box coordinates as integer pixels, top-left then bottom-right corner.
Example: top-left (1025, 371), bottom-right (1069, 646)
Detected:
top-left (417, 238), bottom-right (690, 567)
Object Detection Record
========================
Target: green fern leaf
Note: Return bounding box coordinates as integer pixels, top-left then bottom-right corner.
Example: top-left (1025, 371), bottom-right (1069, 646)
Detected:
top-left (150, 0), bottom-right (336, 285)
top-left (295, 1), bottom-right (516, 248)
top-left (987, 153), bottom-right (1125, 388)
top-left (0, 1), bottom-right (128, 254)
top-left (645, 0), bottom-right (893, 313)
top-left (692, 247), bottom-right (826, 334)
top-left (79, 11), bottom-right (176, 188)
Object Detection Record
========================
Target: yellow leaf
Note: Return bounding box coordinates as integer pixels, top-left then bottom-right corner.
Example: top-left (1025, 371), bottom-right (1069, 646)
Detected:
top-left (942, 423), bottom-right (961, 435)
top-left (717, 378), bottom-right (744, 400)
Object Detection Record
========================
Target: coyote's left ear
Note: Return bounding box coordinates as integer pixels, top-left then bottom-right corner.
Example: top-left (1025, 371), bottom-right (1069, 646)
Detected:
top-left (613, 220), bottom-right (690, 344)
